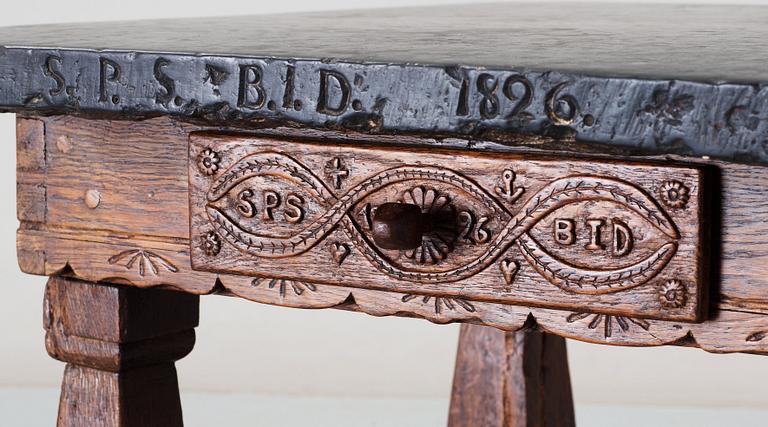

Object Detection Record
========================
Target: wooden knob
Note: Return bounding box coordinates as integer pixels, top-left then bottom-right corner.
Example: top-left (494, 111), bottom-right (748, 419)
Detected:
top-left (372, 203), bottom-right (434, 250)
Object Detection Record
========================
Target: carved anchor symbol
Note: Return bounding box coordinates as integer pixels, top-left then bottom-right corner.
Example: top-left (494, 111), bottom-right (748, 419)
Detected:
top-left (495, 169), bottom-right (525, 204)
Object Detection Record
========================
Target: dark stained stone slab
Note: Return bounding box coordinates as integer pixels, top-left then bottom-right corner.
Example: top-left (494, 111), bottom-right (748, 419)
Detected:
top-left (0, 3), bottom-right (767, 164)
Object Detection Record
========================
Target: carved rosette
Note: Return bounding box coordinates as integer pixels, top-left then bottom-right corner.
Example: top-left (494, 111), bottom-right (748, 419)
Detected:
top-left (200, 231), bottom-right (221, 256)
top-left (658, 180), bottom-right (690, 209)
top-left (658, 279), bottom-right (687, 309)
top-left (197, 148), bottom-right (220, 176)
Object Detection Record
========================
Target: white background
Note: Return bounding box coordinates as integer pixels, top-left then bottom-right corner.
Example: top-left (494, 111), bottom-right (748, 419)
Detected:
top-left (1, 1), bottom-right (768, 426)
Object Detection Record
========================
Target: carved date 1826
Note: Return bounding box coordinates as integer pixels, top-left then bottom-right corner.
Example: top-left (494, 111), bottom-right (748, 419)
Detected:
top-left (188, 135), bottom-right (706, 322)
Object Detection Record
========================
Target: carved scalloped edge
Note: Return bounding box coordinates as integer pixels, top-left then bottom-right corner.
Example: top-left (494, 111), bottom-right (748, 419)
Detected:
top-left (18, 228), bottom-right (768, 355)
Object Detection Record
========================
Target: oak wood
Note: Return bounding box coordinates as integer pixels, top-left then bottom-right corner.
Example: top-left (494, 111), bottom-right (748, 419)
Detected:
top-left (44, 276), bottom-right (198, 426)
top-left (15, 115), bottom-right (768, 354)
top-left (448, 324), bottom-right (575, 427)
top-left (18, 225), bottom-right (768, 354)
top-left (58, 364), bottom-right (184, 427)
top-left (189, 133), bottom-right (706, 322)
top-left (16, 118), bottom-right (46, 225)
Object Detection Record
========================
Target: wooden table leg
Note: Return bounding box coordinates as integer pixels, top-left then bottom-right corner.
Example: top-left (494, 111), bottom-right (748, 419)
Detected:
top-left (43, 276), bottom-right (199, 427)
top-left (448, 324), bottom-right (575, 427)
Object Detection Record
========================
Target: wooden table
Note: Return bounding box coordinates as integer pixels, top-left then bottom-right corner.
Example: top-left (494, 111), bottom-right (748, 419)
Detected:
top-left (2, 3), bottom-right (768, 426)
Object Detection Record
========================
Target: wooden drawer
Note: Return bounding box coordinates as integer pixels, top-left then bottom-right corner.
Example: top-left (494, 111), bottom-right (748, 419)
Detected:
top-left (188, 134), bottom-right (706, 322)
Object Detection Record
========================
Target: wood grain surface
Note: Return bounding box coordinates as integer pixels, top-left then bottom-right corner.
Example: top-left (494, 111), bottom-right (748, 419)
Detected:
top-left (57, 363), bottom-right (185, 427)
top-left (448, 325), bottom-right (574, 427)
top-left (44, 276), bottom-right (198, 426)
top-left (15, 114), bottom-right (768, 354)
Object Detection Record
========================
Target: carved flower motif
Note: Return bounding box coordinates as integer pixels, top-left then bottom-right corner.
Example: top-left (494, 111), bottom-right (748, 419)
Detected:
top-left (200, 231), bottom-right (222, 256)
top-left (197, 148), bottom-right (221, 176)
top-left (658, 180), bottom-right (689, 209)
top-left (658, 279), bottom-right (687, 309)
top-left (400, 186), bottom-right (456, 265)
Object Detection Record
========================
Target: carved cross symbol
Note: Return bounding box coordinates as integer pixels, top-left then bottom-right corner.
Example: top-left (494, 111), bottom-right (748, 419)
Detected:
top-left (325, 157), bottom-right (349, 189)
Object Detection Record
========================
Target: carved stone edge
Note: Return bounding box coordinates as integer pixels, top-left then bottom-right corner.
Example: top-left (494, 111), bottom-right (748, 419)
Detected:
top-left (3, 48), bottom-right (768, 166)
top-left (17, 227), bottom-right (768, 355)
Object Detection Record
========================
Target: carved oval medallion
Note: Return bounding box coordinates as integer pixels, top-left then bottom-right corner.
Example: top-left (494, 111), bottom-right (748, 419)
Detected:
top-left (521, 178), bottom-right (680, 295)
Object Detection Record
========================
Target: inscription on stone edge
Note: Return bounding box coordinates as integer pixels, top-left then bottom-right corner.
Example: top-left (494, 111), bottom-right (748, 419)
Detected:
top-left (188, 135), bottom-right (706, 322)
top-left (39, 55), bottom-right (374, 118)
top-left (1, 48), bottom-right (766, 165)
top-left (34, 54), bottom-right (594, 128)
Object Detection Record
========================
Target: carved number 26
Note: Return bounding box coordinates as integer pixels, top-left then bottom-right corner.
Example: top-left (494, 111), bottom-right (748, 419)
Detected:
top-left (458, 211), bottom-right (491, 244)
top-left (455, 73), bottom-right (533, 120)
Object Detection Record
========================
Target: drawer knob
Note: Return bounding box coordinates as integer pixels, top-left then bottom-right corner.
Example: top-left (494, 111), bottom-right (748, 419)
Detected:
top-left (372, 203), bottom-right (435, 250)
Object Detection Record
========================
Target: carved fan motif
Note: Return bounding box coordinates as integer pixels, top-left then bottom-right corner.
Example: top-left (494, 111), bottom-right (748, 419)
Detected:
top-left (107, 249), bottom-right (178, 277)
top-left (566, 311), bottom-right (650, 338)
top-left (399, 186), bottom-right (457, 265)
top-left (402, 293), bottom-right (476, 314)
top-left (251, 277), bottom-right (317, 298)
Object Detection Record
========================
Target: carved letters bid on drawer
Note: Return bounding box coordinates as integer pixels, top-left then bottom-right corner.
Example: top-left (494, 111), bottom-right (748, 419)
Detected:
top-left (189, 135), bottom-right (706, 321)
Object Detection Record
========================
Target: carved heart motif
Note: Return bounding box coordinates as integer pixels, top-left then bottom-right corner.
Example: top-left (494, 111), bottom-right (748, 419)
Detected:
top-left (329, 242), bottom-right (350, 265)
top-left (500, 258), bottom-right (520, 286)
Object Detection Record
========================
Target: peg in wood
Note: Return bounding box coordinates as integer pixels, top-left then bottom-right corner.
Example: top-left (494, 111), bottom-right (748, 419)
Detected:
top-left (371, 203), bottom-right (435, 250)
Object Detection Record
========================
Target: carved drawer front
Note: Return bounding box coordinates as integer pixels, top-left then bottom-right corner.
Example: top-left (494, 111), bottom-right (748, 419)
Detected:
top-left (189, 135), bottom-right (706, 322)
